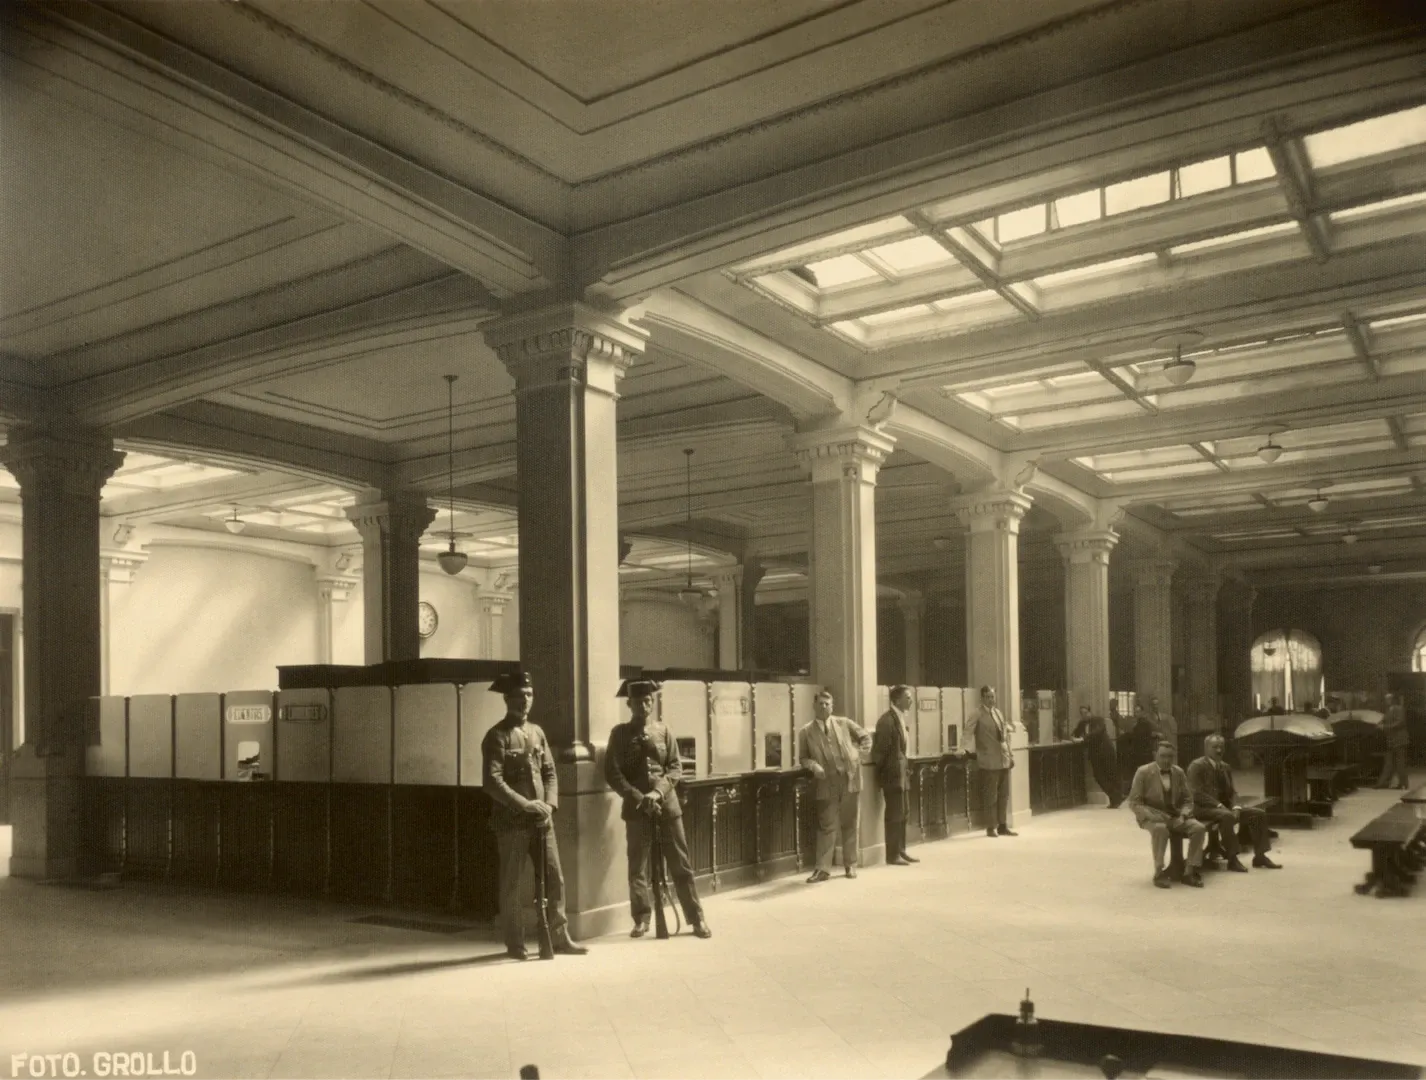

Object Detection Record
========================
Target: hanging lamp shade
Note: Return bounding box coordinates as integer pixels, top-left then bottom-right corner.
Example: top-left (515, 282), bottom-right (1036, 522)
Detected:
top-left (679, 448), bottom-right (700, 606)
top-left (439, 374), bottom-right (467, 575)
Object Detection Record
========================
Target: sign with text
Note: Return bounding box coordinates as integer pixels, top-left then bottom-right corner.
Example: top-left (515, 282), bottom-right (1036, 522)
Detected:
top-left (279, 704), bottom-right (327, 723)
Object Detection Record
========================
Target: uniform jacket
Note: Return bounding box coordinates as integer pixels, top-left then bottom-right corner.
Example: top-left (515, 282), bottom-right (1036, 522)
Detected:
top-left (797, 715), bottom-right (870, 800)
top-left (1186, 756), bottom-right (1236, 813)
top-left (871, 707), bottom-right (910, 791)
top-left (1128, 762), bottom-right (1192, 826)
top-left (964, 704), bottom-right (1013, 770)
top-left (604, 719), bottom-right (685, 821)
top-left (1384, 704), bottom-right (1410, 750)
top-left (481, 718), bottom-right (558, 832)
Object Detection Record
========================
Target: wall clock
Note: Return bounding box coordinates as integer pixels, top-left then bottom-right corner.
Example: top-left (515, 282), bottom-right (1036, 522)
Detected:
top-left (418, 601), bottom-right (439, 639)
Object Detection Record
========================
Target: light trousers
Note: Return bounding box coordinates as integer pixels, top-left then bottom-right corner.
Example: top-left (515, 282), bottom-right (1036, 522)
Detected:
top-left (814, 790), bottom-right (861, 871)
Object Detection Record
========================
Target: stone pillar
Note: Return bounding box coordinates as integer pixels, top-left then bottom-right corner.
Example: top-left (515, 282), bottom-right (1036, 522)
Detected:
top-left (1181, 575), bottom-right (1221, 732)
top-left (0, 425), bottom-right (124, 879)
top-left (714, 568), bottom-right (743, 671)
top-left (98, 551), bottom-right (146, 695)
top-left (1218, 581), bottom-right (1256, 724)
top-left (1056, 529), bottom-right (1118, 726)
top-left (1132, 558), bottom-right (1177, 709)
top-left (740, 561), bottom-right (764, 669)
top-left (955, 488), bottom-right (1033, 822)
top-left (316, 576), bottom-right (356, 665)
top-left (344, 490), bottom-right (436, 665)
top-left (479, 590), bottom-right (513, 660)
top-left (899, 592), bottom-right (926, 686)
top-left (485, 303), bottom-right (643, 758)
top-left (789, 426), bottom-right (894, 728)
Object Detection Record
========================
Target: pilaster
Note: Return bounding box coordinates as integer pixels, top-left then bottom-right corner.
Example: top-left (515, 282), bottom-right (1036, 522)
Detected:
top-left (789, 425), bottom-right (894, 729)
top-left (316, 576), bottom-right (357, 665)
top-left (898, 591), bottom-right (926, 686)
top-left (478, 589), bottom-right (513, 660)
top-left (1131, 558), bottom-right (1177, 710)
top-left (99, 550), bottom-right (147, 695)
top-left (1055, 529), bottom-right (1118, 722)
top-left (344, 490), bottom-right (437, 664)
top-left (714, 567), bottom-right (743, 671)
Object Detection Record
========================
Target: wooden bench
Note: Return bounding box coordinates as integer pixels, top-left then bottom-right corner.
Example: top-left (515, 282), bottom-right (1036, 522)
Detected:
top-left (1306, 763), bottom-right (1356, 803)
top-left (1351, 803), bottom-right (1426, 898)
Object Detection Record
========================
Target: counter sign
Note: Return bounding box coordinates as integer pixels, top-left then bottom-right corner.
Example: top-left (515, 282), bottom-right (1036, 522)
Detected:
top-left (226, 704), bottom-right (271, 725)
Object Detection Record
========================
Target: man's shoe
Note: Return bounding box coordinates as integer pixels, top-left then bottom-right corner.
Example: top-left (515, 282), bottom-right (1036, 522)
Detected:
top-left (845, 866), bottom-right (858, 879)
top-left (901, 852), bottom-right (919, 863)
top-left (1268, 829), bottom-right (1279, 839)
top-left (986, 828), bottom-right (999, 838)
top-left (1226, 858), bottom-right (1249, 873)
top-left (1153, 869), bottom-right (1172, 889)
top-left (630, 920), bottom-right (649, 938)
top-left (887, 855), bottom-right (911, 866)
top-left (997, 826), bottom-right (1018, 837)
top-left (807, 869), bottom-right (831, 883)
top-left (1182, 869), bottom-right (1205, 888)
top-left (1253, 855), bottom-right (1281, 869)
top-left (507, 945), bottom-right (529, 960)
top-left (692, 922), bottom-right (712, 939)
top-left (552, 935), bottom-right (588, 956)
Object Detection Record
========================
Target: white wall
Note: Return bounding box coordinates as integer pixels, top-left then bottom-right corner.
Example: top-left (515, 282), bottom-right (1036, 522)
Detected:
top-left (418, 569), bottom-right (483, 659)
top-left (620, 596), bottom-right (715, 670)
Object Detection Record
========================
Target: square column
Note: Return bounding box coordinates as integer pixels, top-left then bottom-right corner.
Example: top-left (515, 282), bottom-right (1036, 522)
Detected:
top-left (899, 592), bottom-right (925, 686)
top-left (1055, 529), bottom-right (1118, 723)
top-left (714, 568), bottom-right (743, 671)
top-left (789, 426), bottom-right (894, 728)
top-left (1181, 575), bottom-right (1221, 731)
top-left (345, 490), bottom-right (436, 664)
top-left (1218, 581), bottom-right (1256, 724)
top-left (485, 303), bottom-right (645, 760)
top-left (0, 425), bottom-right (124, 879)
top-left (1132, 558), bottom-right (1177, 710)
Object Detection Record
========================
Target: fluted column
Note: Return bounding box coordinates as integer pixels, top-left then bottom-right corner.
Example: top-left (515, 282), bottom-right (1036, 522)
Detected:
top-left (1218, 580), bottom-right (1256, 724)
top-left (1, 425), bottom-right (124, 878)
top-left (1056, 529), bottom-right (1118, 723)
top-left (790, 426), bottom-right (894, 728)
top-left (714, 567), bottom-right (743, 671)
top-left (1132, 558), bottom-right (1177, 709)
top-left (954, 490), bottom-right (1032, 716)
top-left (1181, 575), bottom-right (1221, 731)
top-left (345, 490), bottom-right (436, 664)
top-left (485, 303), bottom-right (644, 759)
top-left (479, 590), bottom-right (513, 660)
top-left (899, 591), bottom-right (926, 686)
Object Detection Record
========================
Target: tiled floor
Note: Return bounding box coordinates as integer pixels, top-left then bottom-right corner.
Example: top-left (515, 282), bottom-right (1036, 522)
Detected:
top-left (2, 777), bottom-right (1424, 1079)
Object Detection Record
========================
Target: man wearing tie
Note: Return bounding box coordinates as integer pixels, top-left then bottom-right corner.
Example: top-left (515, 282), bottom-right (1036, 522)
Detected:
top-left (873, 685), bottom-right (917, 866)
top-left (964, 685), bottom-right (1016, 838)
top-left (1128, 741), bottom-right (1207, 888)
top-left (797, 690), bottom-right (873, 883)
top-left (1187, 734), bottom-right (1279, 871)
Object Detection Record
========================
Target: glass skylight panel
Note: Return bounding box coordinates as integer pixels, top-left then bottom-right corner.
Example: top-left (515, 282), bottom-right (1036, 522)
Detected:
top-left (803, 254), bottom-right (880, 289)
top-left (931, 290), bottom-right (998, 312)
top-left (996, 205), bottom-right (1047, 242)
top-left (1232, 148), bottom-right (1276, 183)
top-left (1304, 105), bottom-right (1426, 169)
top-left (969, 220), bottom-right (1000, 250)
top-left (863, 236), bottom-right (953, 274)
top-left (1034, 253), bottom-right (1156, 287)
top-left (1052, 190), bottom-right (1101, 228)
top-left (1368, 310), bottom-right (1426, 331)
top-left (1104, 171), bottom-right (1170, 215)
top-left (860, 304), bottom-right (936, 326)
top-left (1169, 221), bottom-right (1298, 255)
top-left (1178, 156), bottom-right (1232, 197)
top-left (1331, 191), bottom-right (1426, 222)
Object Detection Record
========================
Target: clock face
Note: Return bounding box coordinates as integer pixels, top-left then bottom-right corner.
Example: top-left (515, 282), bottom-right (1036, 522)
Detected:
top-left (418, 601), bottom-right (438, 639)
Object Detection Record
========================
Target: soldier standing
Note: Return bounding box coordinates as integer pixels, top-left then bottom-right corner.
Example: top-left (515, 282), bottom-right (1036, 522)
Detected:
top-left (603, 678), bottom-right (712, 939)
top-left (481, 670), bottom-right (588, 960)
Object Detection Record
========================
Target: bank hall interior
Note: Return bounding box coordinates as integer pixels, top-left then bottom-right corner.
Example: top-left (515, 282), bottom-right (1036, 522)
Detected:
top-left (4, 2), bottom-right (1426, 1078)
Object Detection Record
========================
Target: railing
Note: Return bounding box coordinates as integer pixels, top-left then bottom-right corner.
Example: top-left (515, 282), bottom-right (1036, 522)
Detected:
top-left (1028, 742), bottom-right (1088, 813)
top-left (681, 769), bottom-right (813, 889)
top-left (907, 755), bottom-right (974, 843)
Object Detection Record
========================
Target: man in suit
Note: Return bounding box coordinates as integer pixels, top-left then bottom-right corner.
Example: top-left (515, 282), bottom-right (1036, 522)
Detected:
top-left (1186, 733), bottom-right (1279, 871)
top-left (797, 689), bottom-right (872, 882)
top-left (1072, 704), bottom-right (1122, 809)
top-left (873, 685), bottom-right (917, 866)
top-left (964, 685), bottom-right (1016, 838)
top-left (1149, 696), bottom-right (1178, 747)
top-left (604, 678), bottom-right (712, 939)
top-left (1128, 741), bottom-right (1206, 888)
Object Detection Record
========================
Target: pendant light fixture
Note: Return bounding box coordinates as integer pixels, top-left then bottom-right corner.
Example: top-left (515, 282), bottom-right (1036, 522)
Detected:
top-left (1257, 436), bottom-right (1284, 464)
top-left (678, 448), bottom-right (701, 606)
top-left (224, 506), bottom-right (246, 534)
top-left (437, 374), bottom-right (468, 576)
top-left (1155, 329), bottom-right (1203, 387)
top-left (1306, 486), bottom-right (1329, 513)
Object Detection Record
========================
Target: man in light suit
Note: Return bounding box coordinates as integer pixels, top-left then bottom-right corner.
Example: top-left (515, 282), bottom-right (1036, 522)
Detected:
top-left (798, 689), bottom-right (872, 883)
top-left (1128, 741), bottom-right (1206, 888)
top-left (964, 685), bottom-right (1016, 837)
top-left (873, 685), bottom-right (916, 865)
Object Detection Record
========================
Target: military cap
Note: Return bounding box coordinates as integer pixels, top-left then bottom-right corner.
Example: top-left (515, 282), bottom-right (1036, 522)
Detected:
top-left (488, 670), bottom-right (533, 694)
top-left (617, 678), bottom-right (663, 698)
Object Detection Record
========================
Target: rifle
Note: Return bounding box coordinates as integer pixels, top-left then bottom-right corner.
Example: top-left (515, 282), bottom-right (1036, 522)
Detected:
top-left (534, 822), bottom-right (555, 960)
top-left (649, 804), bottom-right (670, 940)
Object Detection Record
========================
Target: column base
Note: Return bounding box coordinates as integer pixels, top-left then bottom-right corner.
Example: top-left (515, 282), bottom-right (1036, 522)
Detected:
top-left (553, 760), bottom-right (629, 941)
top-left (7, 743), bottom-right (87, 881)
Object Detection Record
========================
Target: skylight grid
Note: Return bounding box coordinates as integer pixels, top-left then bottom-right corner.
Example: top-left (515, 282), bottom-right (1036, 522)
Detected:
top-left (1169, 221), bottom-right (1299, 255)
top-left (1304, 104), bottom-right (1426, 169)
top-left (862, 236), bottom-right (953, 274)
top-left (804, 254), bottom-right (881, 288)
top-left (1330, 192), bottom-right (1426, 222)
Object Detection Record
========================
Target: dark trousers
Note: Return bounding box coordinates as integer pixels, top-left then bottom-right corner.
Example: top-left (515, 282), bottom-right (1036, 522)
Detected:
top-left (495, 826), bottom-right (568, 951)
top-left (980, 767), bottom-right (1010, 829)
top-left (1089, 748), bottom-right (1122, 806)
top-left (625, 811), bottom-right (703, 925)
top-left (883, 787), bottom-right (906, 858)
top-left (1196, 805), bottom-right (1271, 858)
top-left (1378, 747), bottom-right (1410, 789)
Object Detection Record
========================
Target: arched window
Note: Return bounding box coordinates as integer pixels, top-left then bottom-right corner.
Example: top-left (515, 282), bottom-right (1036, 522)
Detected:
top-left (1413, 626), bottom-right (1426, 672)
top-left (1251, 629), bottom-right (1323, 712)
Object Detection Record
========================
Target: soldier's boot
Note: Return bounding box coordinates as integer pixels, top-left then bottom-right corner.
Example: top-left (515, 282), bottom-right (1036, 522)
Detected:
top-left (552, 929), bottom-right (588, 956)
top-left (630, 919), bottom-right (649, 938)
top-left (507, 945), bottom-right (529, 961)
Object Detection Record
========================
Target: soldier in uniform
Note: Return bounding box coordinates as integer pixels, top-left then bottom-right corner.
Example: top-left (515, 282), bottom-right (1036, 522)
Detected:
top-left (604, 678), bottom-right (712, 939)
top-left (480, 670), bottom-right (588, 960)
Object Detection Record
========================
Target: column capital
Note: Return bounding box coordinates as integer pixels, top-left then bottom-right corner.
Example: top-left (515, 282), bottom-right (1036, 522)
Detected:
top-left (1130, 557), bottom-right (1178, 588)
top-left (478, 590), bottom-right (513, 615)
top-left (99, 551), bottom-right (148, 585)
top-left (483, 303), bottom-right (647, 397)
top-left (344, 489), bottom-right (437, 542)
top-left (1054, 528), bottom-right (1119, 566)
top-left (789, 425), bottom-right (895, 485)
top-left (952, 488), bottom-right (1033, 534)
top-left (0, 425), bottom-right (124, 499)
top-left (316, 576), bottom-right (357, 603)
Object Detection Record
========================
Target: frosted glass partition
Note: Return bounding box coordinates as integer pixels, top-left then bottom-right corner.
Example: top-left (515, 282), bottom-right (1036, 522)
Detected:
top-left (709, 680), bottom-right (752, 775)
top-left (275, 688), bottom-right (331, 783)
top-left (88, 697), bottom-right (127, 777)
top-left (175, 693), bottom-right (222, 780)
top-left (332, 686), bottom-right (391, 784)
top-left (394, 683), bottom-right (458, 786)
top-left (661, 680), bottom-right (708, 778)
top-left (459, 682), bottom-right (509, 786)
top-left (946, 688), bottom-right (970, 750)
top-left (223, 690), bottom-right (274, 781)
top-left (128, 695), bottom-right (174, 779)
top-left (753, 683), bottom-right (791, 769)
top-left (789, 683), bottom-right (818, 765)
top-left (915, 686), bottom-right (943, 755)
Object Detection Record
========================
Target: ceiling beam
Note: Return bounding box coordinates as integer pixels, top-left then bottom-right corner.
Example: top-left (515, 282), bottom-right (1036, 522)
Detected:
top-left (1261, 118), bottom-right (1331, 261)
top-left (1116, 445), bottom-right (1426, 503)
top-left (102, 472), bottom-right (320, 521)
top-left (906, 211), bottom-right (1040, 320)
top-left (1340, 310), bottom-right (1380, 381)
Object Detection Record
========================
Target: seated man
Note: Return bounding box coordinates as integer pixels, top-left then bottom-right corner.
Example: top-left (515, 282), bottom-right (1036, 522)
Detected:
top-left (1186, 734), bottom-right (1280, 871)
top-left (1128, 741), bottom-right (1206, 889)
